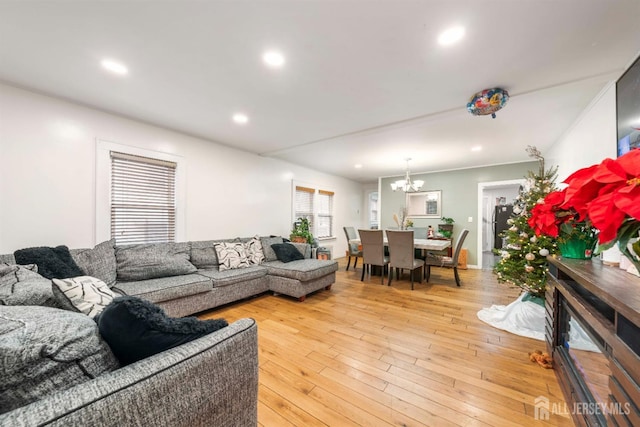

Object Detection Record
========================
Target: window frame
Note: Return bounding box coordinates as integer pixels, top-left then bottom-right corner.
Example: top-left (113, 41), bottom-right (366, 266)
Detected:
top-left (292, 181), bottom-right (335, 240)
top-left (96, 139), bottom-right (186, 245)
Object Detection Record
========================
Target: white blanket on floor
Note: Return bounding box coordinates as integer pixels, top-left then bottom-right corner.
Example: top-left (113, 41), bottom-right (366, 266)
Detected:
top-left (477, 293), bottom-right (602, 352)
top-left (477, 292), bottom-right (545, 340)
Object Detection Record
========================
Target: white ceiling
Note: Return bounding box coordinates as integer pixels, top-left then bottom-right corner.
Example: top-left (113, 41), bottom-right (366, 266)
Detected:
top-left (1, 1), bottom-right (639, 183)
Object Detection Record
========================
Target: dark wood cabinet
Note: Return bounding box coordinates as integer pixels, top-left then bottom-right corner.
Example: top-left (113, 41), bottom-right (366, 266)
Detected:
top-left (546, 257), bottom-right (640, 426)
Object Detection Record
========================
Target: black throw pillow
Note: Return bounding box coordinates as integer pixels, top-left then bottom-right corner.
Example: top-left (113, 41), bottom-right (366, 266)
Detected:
top-left (14, 245), bottom-right (84, 279)
top-left (271, 243), bottom-right (305, 263)
top-left (96, 296), bottom-right (228, 366)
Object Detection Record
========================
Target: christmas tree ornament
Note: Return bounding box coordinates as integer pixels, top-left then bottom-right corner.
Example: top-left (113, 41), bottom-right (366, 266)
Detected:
top-left (525, 253), bottom-right (535, 261)
top-left (539, 248), bottom-right (549, 256)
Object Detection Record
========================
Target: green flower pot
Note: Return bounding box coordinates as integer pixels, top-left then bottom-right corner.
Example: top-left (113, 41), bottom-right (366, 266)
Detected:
top-left (558, 237), bottom-right (594, 260)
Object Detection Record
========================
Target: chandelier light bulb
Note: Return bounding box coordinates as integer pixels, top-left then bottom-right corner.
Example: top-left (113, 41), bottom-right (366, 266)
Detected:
top-left (390, 158), bottom-right (424, 192)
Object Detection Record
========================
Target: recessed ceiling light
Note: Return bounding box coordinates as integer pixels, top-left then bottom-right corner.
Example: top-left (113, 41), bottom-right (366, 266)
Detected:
top-left (354, 164), bottom-right (363, 169)
top-left (438, 26), bottom-right (465, 46)
top-left (471, 146), bottom-right (482, 152)
top-left (263, 51), bottom-right (285, 68)
top-left (232, 113), bottom-right (249, 124)
top-left (101, 59), bottom-right (128, 75)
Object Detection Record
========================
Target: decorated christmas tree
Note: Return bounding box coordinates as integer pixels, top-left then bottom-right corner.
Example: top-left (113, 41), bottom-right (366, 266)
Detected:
top-left (493, 146), bottom-right (559, 298)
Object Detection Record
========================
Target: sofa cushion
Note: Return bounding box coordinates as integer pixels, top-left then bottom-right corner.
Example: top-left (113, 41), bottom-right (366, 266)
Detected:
top-left (113, 274), bottom-right (212, 303)
top-left (0, 254), bottom-right (15, 264)
top-left (271, 243), bottom-right (305, 263)
top-left (289, 242), bottom-right (312, 259)
top-left (14, 245), bottom-right (84, 279)
top-left (0, 264), bottom-right (58, 308)
top-left (263, 259), bottom-right (339, 282)
top-left (115, 242), bottom-right (197, 281)
top-left (97, 296), bottom-right (228, 365)
top-left (197, 266), bottom-right (267, 288)
top-left (71, 239), bottom-right (117, 288)
top-left (260, 236), bottom-right (283, 262)
top-left (190, 238), bottom-right (239, 269)
top-left (214, 242), bottom-right (250, 271)
top-left (0, 305), bottom-right (119, 413)
top-left (244, 236), bottom-right (265, 265)
top-left (52, 276), bottom-right (120, 318)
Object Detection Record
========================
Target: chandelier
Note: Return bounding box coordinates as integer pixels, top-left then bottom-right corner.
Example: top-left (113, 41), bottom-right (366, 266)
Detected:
top-left (390, 158), bottom-right (424, 192)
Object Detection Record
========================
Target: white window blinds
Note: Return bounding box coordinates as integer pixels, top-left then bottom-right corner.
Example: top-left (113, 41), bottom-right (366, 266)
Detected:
top-left (294, 185), bottom-right (334, 239)
top-left (110, 151), bottom-right (177, 245)
top-left (316, 190), bottom-right (334, 238)
top-left (294, 186), bottom-right (315, 231)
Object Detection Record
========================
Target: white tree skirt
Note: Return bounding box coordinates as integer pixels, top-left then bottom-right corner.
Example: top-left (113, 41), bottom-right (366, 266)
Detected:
top-left (477, 293), bottom-right (601, 353)
top-left (477, 292), bottom-right (545, 341)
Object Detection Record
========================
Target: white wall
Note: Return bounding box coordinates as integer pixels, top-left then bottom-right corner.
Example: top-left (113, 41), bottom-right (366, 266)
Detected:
top-left (0, 84), bottom-right (364, 254)
top-left (545, 82), bottom-right (617, 181)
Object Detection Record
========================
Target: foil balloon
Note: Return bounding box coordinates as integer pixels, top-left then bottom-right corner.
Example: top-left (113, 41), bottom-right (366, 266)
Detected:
top-left (467, 88), bottom-right (509, 118)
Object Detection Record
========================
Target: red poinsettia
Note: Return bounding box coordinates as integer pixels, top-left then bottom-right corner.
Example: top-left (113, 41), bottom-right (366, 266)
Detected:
top-left (530, 149), bottom-right (640, 269)
top-left (528, 190), bottom-right (572, 238)
top-left (561, 149), bottom-right (640, 244)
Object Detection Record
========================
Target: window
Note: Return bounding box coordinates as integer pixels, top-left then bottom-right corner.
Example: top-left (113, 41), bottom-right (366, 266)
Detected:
top-left (368, 191), bottom-right (379, 229)
top-left (110, 151), bottom-right (177, 245)
top-left (294, 186), bottom-right (315, 231)
top-left (316, 190), bottom-right (334, 238)
top-left (293, 184), bottom-right (334, 239)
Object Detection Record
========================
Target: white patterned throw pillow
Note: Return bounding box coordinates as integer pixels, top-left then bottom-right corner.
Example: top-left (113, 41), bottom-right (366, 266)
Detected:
top-left (52, 276), bottom-right (120, 318)
top-left (244, 236), bottom-right (265, 265)
top-left (214, 242), bottom-right (250, 271)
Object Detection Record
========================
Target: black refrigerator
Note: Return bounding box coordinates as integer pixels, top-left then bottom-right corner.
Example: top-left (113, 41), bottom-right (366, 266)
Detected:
top-left (493, 204), bottom-right (513, 249)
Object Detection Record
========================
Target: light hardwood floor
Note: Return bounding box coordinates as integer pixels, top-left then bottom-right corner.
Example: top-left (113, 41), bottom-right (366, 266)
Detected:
top-left (200, 259), bottom-right (574, 426)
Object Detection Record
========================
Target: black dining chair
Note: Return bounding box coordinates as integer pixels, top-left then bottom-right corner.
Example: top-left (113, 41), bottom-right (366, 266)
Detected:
top-left (424, 229), bottom-right (469, 286)
top-left (386, 230), bottom-right (425, 290)
top-left (358, 229), bottom-right (389, 285)
top-left (343, 226), bottom-right (362, 271)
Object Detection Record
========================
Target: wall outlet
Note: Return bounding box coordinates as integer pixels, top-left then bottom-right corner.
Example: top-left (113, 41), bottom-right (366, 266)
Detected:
top-left (468, 216), bottom-right (473, 223)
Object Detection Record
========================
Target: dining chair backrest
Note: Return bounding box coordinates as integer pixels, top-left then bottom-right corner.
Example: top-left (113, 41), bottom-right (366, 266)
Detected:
top-left (409, 227), bottom-right (427, 239)
top-left (358, 229), bottom-right (385, 265)
top-left (343, 226), bottom-right (360, 254)
top-left (451, 229), bottom-right (469, 265)
top-left (386, 230), bottom-right (415, 269)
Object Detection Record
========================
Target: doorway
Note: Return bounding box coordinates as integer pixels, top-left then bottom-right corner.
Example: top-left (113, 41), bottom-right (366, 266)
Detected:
top-left (477, 180), bottom-right (524, 270)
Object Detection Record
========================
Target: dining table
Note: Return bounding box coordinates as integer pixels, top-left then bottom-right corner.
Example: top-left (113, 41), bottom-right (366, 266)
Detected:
top-left (348, 237), bottom-right (451, 252)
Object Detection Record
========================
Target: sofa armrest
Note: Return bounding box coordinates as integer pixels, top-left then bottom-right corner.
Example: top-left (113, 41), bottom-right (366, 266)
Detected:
top-left (0, 318), bottom-right (258, 427)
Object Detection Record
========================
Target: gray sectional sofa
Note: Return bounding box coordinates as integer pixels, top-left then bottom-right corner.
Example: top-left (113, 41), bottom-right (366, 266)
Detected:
top-left (0, 235), bottom-right (338, 425)
top-left (0, 315), bottom-right (258, 426)
top-left (108, 236), bottom-right (338, 317)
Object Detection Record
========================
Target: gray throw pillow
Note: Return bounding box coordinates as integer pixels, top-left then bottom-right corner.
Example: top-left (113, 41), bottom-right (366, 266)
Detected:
top-left (190, 240), bottom-right (219, 269)
top-left (260, 236), bottom-right (284, 262)
top-left (0, 263), bottom-right (59, 308)
top-left (0, 305), bottom-right (119, 413)
top-left (115, 242), bottom-right (197, 281)
top-left (71, 239), bottom-right (117, 288)
top-left (289, 242), bottom-right (311, 259)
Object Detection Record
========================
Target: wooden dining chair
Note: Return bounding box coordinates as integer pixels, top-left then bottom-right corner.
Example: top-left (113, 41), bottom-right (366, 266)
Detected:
top-left (386, 230), bottom-right (425, 290)
top-left (424, 229), bottom-right (469, 286)
top-left (343, 226), bottom-right (362, 271)
top-left (358, 229), bottom-right (389, 285)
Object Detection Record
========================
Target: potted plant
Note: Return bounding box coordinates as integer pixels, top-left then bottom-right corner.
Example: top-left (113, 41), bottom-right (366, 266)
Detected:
top-left (438, 217), bottom-right (455, 238)
top-left (290, 218), bottom-right (314, 244)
